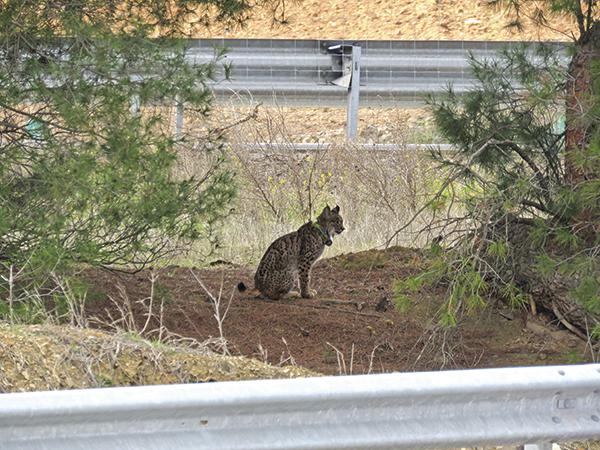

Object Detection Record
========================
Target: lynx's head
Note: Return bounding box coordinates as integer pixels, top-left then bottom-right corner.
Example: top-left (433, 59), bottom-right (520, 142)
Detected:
top-left (317, 205), bottom-right (345, 246)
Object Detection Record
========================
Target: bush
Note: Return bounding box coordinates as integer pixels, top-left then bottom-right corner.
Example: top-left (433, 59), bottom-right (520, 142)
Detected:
top-left (0, 1), bottom-right (251, 318)
top-left (394, 42), bottom-right (600, 338)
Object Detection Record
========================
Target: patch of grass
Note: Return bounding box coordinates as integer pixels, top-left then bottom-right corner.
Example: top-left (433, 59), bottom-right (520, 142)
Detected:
top-left (337, 250), bottom-right (390, 270)
top-left (97, 374), bottom-right (115, 387)
top-left (564, 349), bottom-right (587, 364)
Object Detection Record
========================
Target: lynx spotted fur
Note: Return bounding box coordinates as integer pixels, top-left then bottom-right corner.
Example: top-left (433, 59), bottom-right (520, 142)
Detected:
top-left (239, 205), bottom-right (345, 300)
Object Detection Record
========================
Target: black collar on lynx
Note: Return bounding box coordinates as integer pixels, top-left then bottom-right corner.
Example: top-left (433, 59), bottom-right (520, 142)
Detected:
top-left (312, 222), bottom-right (332, 246)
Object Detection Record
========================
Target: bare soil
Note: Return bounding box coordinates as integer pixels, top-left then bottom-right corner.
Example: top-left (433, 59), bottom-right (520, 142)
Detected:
top-left (0, 324), bottom-right (315, 393)
top-left (82, 246), bottom-right (594, 375)
top-left (198, 0), bottom-right (576, 41)
top-left (191, 106), bottom-right (438, 144)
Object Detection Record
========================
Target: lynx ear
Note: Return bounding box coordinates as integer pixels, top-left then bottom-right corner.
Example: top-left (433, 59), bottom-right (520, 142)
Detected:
top-left (322, 205), bottom-right (331, 215)
top-left (332, 205), bottom-right (340, 213)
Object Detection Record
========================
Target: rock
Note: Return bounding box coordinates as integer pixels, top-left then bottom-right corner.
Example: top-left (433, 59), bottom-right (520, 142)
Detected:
top-left (375, 296), bottom-right (392, 312)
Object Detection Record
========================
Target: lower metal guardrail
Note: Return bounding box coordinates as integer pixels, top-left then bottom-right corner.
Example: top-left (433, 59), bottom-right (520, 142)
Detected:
top-left (0, 364), bottom-right (599, 449)
top-left (233, 142), bottom-right (456, 152)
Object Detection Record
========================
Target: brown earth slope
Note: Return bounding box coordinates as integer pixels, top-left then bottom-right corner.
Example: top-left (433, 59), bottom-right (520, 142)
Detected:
top-left (198, 0), bottom-right (575, 41)
top-left (0, 324), bottom-right (315, 393)
top-left (82, 246), bottom-right (594, 376)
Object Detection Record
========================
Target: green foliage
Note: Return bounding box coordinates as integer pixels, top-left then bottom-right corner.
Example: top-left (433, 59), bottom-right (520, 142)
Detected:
top-left (552, 227), bottom-right (580, 249)
top-left (572, 276), bottom-right (600, 314)
top-left (397, 39), bottom-right (600, 333)
top-left (392, 263), bottom-right (444, 313)
top-left (453, 1), bottom-right (600, 338)
top-left (428, 240), bottom-right (443, 257)
top-left (488, 1), bottom-right (597, 40)
top-left (499, 282), bottom-right (529, 309)
top-left (393, 254), bottom-right (491, 326)
top-left (439, 310), bottom-right (457, 328)
top-left (449, 263), bottom-right (488, 316)
top-left (392, 285), bottom-right (412, 313)
top-left (429, 44), bottom-right (566, 222)
top-left (592, 324), bottom-right (600, 340)
top-left (0, 1), bottom-right (255, 316)
top-left (529, 219), bottom-right (550, 246)
top-left (0, 297), bottom-right (47, 324)
top-left (534, 254), bottom-right (557, 279)
top-left (487, 240), bottom-right (508, 260)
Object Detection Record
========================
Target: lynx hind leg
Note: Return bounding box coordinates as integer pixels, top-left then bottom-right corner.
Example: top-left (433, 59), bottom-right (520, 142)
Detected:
top-left (261, 269), bottom-right (296, 300)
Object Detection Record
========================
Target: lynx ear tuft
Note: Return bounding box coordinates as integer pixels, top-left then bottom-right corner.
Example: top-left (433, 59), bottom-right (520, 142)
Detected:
top-left (332, 205), bottom-right (340, 213)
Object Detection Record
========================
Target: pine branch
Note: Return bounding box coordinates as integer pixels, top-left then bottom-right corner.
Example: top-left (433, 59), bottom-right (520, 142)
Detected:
top-left (505, 141), bottom-right (552, 204)
top-left (385, 139), bottom-right (512, 247)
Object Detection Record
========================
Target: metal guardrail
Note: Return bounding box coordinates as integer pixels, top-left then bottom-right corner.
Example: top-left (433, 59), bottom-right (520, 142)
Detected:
top-left (21, 39), bottom-right (569, 139)
top-left (186, 39), bottom-right (567, 107)
top-left (1, 364), bottom-right (599, 449)
top-left (234, 142), bottom-right (455, 152)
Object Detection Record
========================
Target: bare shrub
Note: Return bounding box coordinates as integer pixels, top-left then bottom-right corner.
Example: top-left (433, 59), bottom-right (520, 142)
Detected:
top-left (172, 99), bottom-right (439, 265)
top-left (0, 263), bottom-right (89, 326)
top-left (212, 103), bottom-right (436, 264)
top-left (279, 337), bottom-right (297, 366)
top-left (326, 141), bottom-right (435, 248)
top-left (88, 271), bottom-right (215, 354)
top-left (326, 342), bottom-right (355, 375)
top-left (50, 274), bottom-right (89, 328)
top-left (189, 269), bottom-right (234, 355)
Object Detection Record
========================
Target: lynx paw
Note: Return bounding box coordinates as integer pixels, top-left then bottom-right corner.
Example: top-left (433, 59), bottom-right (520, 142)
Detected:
top-left (301, 289), bottom-right (317, 299)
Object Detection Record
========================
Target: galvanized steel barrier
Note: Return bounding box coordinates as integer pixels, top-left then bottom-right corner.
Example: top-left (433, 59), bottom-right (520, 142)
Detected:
top-left (187, 39), bottom-right (567, 107)
top-left (181, 38), bottom-right (567, 139)
top-left (234, 142), bottom-right (456, 152)
top-left (1, 364), bottom-right (599, 449)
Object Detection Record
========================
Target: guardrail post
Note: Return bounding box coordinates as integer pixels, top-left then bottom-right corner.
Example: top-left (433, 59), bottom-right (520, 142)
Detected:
top-left (130, 75), bottom-right (142, 117)
top-left (346, 45), bottom-right (361, 141)
top-left (130, 94), bottom-right (141, 117)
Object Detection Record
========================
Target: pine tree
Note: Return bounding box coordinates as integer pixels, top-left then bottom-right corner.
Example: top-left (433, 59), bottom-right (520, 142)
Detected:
top-left (489, 1), bottom-right (599, 185)
top-left (0, 1), bottom-right (255, 314)
top-left (395, 1), bottom-right (600, 339)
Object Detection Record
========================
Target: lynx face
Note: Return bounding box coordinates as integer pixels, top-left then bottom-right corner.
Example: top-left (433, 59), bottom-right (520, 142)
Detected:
top-left (319, 204), bottom-right (345, 240)
top-left (328, 205), bottom-right (345, 235)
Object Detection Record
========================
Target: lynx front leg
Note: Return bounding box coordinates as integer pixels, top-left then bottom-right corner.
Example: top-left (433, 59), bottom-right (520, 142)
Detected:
top-left (299, 261), bottom-right (316, 299)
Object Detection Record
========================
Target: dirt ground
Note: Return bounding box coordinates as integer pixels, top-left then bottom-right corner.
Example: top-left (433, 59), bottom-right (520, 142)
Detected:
top-left (82, 246), bottom-right (594, 376)
top-left (0, 324), bottom-right (315, 393)
top-left (189, 105), bottom-right (438, 144)
top-left (198, 0), bottom-right (576, 41)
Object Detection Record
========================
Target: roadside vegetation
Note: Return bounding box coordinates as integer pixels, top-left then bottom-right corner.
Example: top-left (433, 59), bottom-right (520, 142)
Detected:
top-left (0, 0), bottom-right (249, 321)
top-left (0, 0), bottom-right (599, 392)
top-left (393, 1), bottom-right (600, 351)
top-left (0, 0), bottom-right (316, 387)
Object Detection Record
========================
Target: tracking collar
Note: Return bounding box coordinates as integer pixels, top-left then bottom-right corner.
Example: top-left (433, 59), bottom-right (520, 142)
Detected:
top-left (312, 222), bottom-right (331, 243)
